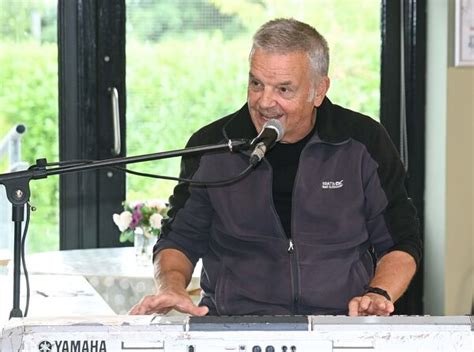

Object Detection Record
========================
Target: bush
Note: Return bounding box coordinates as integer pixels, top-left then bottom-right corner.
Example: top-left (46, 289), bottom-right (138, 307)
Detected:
top-left (126, 34), bottom-right (250, 200)
top-left (0, 42), bottom-right (59, 253)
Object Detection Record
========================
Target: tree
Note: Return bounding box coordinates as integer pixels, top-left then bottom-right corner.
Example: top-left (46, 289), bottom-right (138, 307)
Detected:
top-left (0, 0), bottom-right (56, 43)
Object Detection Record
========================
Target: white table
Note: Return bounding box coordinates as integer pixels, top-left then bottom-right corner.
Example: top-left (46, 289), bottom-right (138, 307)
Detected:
top-left (25, 247), bottom-right (155, 278)
top-left (0, 274), bottom-right (115, 326)
top-left (2, 247), bottom-right (202, 316)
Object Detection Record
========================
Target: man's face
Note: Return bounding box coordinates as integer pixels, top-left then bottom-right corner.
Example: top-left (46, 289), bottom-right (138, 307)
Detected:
top-left (247, 48), bottom-right (328, 143)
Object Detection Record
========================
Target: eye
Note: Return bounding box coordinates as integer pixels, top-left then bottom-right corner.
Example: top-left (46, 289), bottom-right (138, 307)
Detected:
top-left (278, 86), bottom-right (293, 97)
top-left (250, 79), bottom-right (259, 86)
top-left (249, 79), bottom-right (262, 90)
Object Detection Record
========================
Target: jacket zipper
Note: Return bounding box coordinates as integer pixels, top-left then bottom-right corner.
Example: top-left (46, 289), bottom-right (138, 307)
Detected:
top-left (289, 176), bottom-right (301, 314)
top-left (263, 158), bottom-right (300, 315)
top-left (286, 132), bottom-right (351, 313)
top-left (288, 239), bottom-right (294, 252)
top-left (287, 237), bottom-right (299, 314)
top-left (288, 139), bottom-right (315, 314)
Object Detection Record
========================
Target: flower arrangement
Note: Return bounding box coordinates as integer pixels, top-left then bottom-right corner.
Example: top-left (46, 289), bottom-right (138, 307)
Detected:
top-left (113, 200), bottom-right (169, 243)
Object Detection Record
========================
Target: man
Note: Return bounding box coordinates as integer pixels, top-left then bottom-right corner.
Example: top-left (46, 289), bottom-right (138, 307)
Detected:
top-left (130, 18), bottom-right (421, 317)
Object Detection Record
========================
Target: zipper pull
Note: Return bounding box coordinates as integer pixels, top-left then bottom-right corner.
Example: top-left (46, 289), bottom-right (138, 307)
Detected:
top-left (287, 239), bottom-right (294, 253)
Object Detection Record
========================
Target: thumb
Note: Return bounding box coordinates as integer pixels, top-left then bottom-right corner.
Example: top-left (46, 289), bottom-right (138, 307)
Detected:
top-left (175, 300), bottom-right (209, 316)
top-left (189, 304), bottom-right (209, 316)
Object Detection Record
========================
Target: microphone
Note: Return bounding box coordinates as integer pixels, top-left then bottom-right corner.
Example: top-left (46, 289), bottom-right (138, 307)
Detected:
top-left (249, 119), bottom-right (284, 166)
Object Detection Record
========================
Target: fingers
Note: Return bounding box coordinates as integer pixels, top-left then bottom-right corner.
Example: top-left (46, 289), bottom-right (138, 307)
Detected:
top-left (128, 295), bottom-right (165, 315)
top-left (348, 294), bottom-right (394, 316)
top-left (128, 292), bottom-right (209, 316)
top-left (348, 297), bottom-right (362, 316)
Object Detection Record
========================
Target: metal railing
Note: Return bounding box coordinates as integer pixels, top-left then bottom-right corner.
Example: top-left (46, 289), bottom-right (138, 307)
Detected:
top-left (0, 124), bottom-right (28, 267)
top-left (0, 124), bottom-right (28, 172)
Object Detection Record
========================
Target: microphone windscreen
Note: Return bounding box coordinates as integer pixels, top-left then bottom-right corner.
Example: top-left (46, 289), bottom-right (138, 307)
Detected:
top-left (262, 119), bottom-right (284, 142)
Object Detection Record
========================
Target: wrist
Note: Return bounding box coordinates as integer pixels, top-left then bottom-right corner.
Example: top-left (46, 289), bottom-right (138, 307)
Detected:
top-left (364, 285), bottom-right (392, 301)
top-left (156, 270), bottom-right (188, 292)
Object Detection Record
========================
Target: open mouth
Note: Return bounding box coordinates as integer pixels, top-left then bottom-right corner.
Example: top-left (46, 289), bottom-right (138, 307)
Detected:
top-left (259, 112), bottom-right (283, 121)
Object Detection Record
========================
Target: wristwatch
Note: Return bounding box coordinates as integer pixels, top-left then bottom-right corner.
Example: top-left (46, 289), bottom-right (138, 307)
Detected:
top-left (364, 285), bottom-right (392, 301)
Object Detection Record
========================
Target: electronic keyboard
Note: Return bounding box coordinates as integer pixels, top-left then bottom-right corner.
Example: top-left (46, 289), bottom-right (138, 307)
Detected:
top-left (1, 315), bottom-right (473, 351)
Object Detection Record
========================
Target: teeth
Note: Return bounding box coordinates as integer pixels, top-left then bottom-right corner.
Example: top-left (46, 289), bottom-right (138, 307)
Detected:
top-left (261, 114), bottom-right (281, 119)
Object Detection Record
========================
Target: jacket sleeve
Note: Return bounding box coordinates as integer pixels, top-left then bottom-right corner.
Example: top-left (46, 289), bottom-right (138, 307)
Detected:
top-left (153, 132), bottom-right (213, 266)
top-left (363, 123), bottom-right (422, 266)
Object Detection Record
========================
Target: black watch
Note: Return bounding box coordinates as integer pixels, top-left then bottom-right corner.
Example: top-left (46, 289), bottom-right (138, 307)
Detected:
top-left (364, 285), bottom-right (392, 301)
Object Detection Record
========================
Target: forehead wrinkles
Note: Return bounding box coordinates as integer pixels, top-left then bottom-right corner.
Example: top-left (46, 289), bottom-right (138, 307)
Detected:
top-left (250, 51), bottom-right (306, 86)
top-left (249, 66), bottom-right (295, 87)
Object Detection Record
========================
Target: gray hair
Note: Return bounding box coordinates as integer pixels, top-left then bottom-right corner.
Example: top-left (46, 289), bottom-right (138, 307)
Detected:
top-left (250, 18), bottom-right (330, 81)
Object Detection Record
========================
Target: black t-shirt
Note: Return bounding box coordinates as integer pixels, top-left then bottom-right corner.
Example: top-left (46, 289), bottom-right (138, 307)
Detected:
top-left (265, 126), bottom-right (316, 238)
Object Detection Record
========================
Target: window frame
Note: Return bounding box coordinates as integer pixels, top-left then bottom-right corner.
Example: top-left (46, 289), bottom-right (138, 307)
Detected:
top-left (58, 0), bottom-right (126, 249)
top-left (380, 0), bottom-right (426, 314)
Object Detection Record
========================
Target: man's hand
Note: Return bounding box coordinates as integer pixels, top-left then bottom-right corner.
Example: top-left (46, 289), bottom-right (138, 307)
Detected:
top-left (348, 293), bottom-right (394, 316)
top-left (347, 250), bottom-right (416, 316)
top-left (129, 288), bottom-right (209, 316)
top-left (129, 249), bottom-right (208, 316)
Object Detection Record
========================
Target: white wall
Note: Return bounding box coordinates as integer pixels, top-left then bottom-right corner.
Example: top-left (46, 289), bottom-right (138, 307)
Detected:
top-left (424, 0), bottom-right (474, 315)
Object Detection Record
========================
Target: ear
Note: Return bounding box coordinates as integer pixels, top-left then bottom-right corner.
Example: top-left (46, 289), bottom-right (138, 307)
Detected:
top-left (313, 76), bottom-right (330, 107)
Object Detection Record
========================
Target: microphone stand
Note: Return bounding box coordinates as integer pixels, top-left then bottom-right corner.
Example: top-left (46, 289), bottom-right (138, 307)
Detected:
top-left (0, 139), bottom-right (250, 319)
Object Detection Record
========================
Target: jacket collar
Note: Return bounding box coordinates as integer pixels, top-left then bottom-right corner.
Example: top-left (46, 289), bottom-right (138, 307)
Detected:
top-left (221, 104), bottom-right (257, 141)
top-left (312, 97), bottom-right (351, 144)
top-left (221, 97), bottom-right (351, 145)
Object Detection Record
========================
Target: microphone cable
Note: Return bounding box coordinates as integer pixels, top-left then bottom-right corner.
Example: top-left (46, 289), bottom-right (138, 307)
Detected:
top-left (15, 160), bottom-right (90, 318)
top-left (20, 202), bottom-right (32, 317)
top-left (31, 157), bottom-right (255, 186)
top-left (113, 163), bottom-right (254, 187)
top-left (114, 109), bottom-right (257, 185)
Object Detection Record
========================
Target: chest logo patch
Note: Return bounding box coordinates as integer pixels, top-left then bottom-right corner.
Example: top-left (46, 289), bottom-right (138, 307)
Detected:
top-left (322, 180), bottom-right (344, 189)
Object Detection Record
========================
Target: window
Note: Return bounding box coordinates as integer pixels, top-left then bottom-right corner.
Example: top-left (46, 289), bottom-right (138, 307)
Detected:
top-left (0, 0), bottom-right (59, 254)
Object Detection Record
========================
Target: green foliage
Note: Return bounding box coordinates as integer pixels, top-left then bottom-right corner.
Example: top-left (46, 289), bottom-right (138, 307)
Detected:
top-left (0, 0), bottom-right (56, 43)
top-left (119, 229), bottom-right (135, 244)
top-left (0, 42), bottom-right (59, 253)
top-left (127, 0), bottom-right (243, 41)
top-left (126, 34), bottom-right (250, 201)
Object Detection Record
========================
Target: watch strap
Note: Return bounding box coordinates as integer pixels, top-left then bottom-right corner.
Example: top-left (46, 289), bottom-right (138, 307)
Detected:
top-left (364, 285), bottom-right (392, 301)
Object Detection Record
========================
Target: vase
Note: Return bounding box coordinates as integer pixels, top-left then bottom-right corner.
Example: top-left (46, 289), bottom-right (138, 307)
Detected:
top-left (134, 228), bottom-right (156, 265)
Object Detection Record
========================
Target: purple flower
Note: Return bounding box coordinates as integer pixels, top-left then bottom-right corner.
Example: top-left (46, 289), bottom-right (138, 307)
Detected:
top-left (130, 204), bottom-right (143, 229)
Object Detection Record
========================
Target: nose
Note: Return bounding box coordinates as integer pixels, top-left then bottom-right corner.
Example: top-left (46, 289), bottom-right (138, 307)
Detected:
top-left (258, 87), bottom-right (277, 109)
